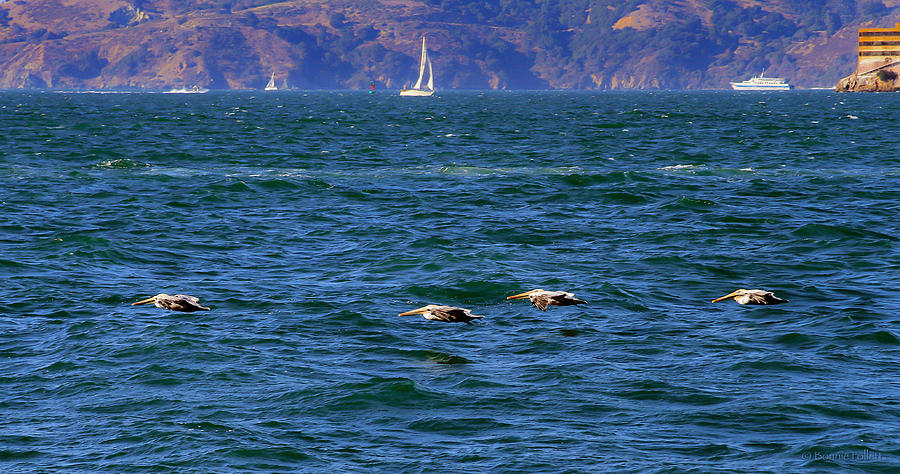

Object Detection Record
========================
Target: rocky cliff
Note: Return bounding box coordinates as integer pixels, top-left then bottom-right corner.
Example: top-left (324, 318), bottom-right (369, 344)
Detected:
top-left (836, 68), bottom-right (900, 91)
top-left (0, 0), bottom-right (897, 90)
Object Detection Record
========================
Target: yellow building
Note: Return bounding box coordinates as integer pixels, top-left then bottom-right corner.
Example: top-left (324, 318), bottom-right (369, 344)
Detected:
top-left (857, 23), bottom-right (900, 75)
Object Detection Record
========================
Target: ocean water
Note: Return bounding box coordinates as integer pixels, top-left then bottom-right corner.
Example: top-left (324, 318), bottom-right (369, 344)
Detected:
top-left (1, 90), bottom-right (898, 472)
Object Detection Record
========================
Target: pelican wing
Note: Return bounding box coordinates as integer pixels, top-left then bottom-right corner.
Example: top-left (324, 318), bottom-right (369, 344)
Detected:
top-left (431, 306), bottom-right (483, 323)
top-left (745, 290), bottom-right (788, 305)
top-left (531, 294), bottom-right (552, 311)
top-left (548, 291), bottom-right (586, 307)
top-left (174, 294), bottom-right (201, 304)
top-left (532, 291), bottom-right (586, 310)
top-left (161, 294), bottom-right (210, 312)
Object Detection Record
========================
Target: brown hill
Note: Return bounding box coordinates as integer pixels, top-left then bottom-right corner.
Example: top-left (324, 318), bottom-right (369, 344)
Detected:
top-left (0, 0), bottom-right (895, 89)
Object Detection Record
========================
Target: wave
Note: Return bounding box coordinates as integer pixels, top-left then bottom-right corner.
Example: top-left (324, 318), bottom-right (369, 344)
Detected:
top-left (612, 379), bottom-right (731, 405)
top-left (438, 164), bottom-right (583, 176)
top-left (90, 158), bottom-right (149, 169)
top-left (313, 377), bottom-right (450, 412)
top-left (789, 223), bottom-right (897, 242)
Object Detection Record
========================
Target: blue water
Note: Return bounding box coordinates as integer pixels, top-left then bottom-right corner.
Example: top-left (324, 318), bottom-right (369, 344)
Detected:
top-left (1, 90), bottom-right (898, 471)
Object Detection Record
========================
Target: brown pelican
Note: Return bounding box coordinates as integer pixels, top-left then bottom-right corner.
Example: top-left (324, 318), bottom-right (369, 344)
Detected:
top-left (398, 305), bottom-right (484, 324)
top-left (506, 289), bottom-right (587, 311)
top-left (711, 289), bottom-right (788, 305)
top-left (132, 294), bottom-right (210, 312)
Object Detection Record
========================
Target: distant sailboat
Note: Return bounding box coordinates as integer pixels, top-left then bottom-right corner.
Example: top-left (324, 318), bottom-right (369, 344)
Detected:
top-left (400, 36), bottom-right (434, 96)
top-left (265, 72), bottom-right (277, 91)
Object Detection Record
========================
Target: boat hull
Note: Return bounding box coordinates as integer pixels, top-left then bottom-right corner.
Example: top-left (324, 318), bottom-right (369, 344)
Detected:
top-left (730, 83), bottom-right (792, 91)
top-left (164, 87), bottom-right (208, 94)
top-left (400, 89), bottom-right (434, 96)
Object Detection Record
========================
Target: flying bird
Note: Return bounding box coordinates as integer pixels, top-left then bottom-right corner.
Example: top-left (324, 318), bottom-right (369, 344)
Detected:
top-left (711, 289), bottom-right (788, 305)
top-left (132, 294), bottom-right (210, 312)
top-left (507, 289), bottom-right (587, 311)
top-left (398, 305), bottom-right (484, 324)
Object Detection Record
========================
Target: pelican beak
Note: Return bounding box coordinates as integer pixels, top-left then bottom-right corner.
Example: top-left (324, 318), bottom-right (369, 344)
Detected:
top-left (398, 306), bottom-right (429, 316)
top-left (711, 290), bottom-right (742, 303)
top-left (506, 290), bottom-right (536, 300)
top-left (132, 297), bottom-right (155, 306)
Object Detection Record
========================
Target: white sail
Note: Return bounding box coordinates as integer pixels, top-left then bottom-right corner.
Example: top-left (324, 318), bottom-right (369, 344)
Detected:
top-left (413, 37), bottom-right (427, 89)
top-left (400, 36), bottom-right (434, 96)
top-left (265, 72), bottom-right (277, 91)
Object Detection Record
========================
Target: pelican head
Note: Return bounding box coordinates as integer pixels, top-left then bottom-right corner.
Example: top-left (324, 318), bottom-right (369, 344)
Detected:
top-left (398, 305), bottom-right (440, 316)
top-left (132, 294), bottom-right (168, 306)
top-left (712, 289), bottom-right (743, 302)
top-left (506, 289), bottom-right (544, 300)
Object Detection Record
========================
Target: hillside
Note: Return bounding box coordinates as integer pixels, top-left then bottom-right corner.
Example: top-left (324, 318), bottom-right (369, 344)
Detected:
top-left (0, 0), bottom-right (898, 89)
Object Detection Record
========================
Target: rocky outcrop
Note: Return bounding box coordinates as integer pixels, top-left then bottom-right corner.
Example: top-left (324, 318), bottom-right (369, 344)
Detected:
top-left (836, 67), bottom-right (900, 92)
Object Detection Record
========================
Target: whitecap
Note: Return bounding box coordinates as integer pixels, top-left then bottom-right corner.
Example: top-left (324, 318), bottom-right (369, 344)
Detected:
top-left (91, 158), bottom-right (148, 169)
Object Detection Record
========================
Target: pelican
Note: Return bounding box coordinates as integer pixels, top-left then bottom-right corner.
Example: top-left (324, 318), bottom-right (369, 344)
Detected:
top-left (398, 305), bottom-right (484, 324)
top-left (506, 289), bottom-right (587, 311)
top-left (711, 289), bottom-right (788, 305)
top-left (132, 294), bottom-right (210, 312)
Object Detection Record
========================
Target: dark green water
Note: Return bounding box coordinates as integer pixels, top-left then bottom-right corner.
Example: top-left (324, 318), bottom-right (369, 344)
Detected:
top-left (1, 90), bottom-right (898, 471)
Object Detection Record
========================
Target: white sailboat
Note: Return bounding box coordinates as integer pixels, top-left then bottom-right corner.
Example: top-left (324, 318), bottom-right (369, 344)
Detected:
top-left (400, 36), bottom-right (434, 96)
top-left (264, 72), bottom-right (277, 91)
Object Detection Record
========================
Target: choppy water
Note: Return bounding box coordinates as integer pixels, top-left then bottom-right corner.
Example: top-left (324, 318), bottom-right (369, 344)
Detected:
top-left (1, 90), bottom-right (898, 471)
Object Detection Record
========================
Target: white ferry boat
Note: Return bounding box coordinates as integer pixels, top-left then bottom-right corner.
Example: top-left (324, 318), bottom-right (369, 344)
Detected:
top-left (730, 72), bottom-right (792, 91)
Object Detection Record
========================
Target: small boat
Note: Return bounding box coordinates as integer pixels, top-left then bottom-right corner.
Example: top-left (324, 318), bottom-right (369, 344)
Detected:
top-left (400, 36), bottom-right (434, 96)
top-left (265, 72), bottom-right (277, 91)
top-left (730, 72), bottom-right (792, 91)
top-left (164, 85), bottom-right (208, 94)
